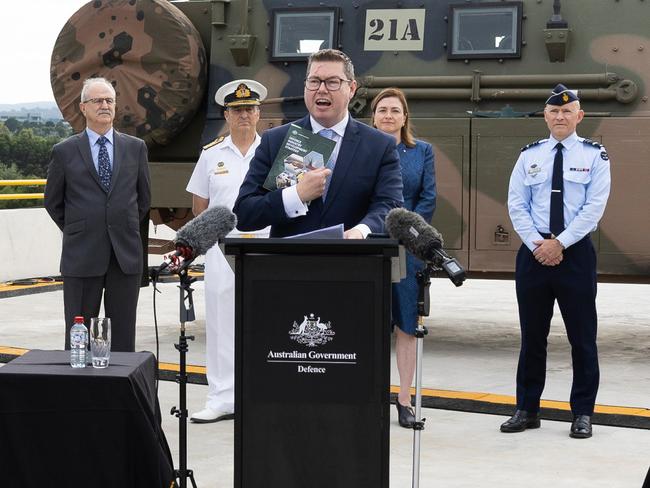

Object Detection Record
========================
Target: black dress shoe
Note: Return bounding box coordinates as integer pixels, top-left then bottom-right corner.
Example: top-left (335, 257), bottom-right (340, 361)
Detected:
top-left (570, 415), bottom-right (592, 438)
top-left (396, 402), bottom-right (415, 428)
top-left (500, 410), bottom-right (541, 433)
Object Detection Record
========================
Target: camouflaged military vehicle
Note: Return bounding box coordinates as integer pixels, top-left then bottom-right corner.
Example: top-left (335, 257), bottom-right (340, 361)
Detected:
top-left (51, 0), bottom-right (650, 279)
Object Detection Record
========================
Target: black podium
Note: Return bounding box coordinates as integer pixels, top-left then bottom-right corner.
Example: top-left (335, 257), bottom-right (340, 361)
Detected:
top-left (224, 238), bottom-right (399, 488)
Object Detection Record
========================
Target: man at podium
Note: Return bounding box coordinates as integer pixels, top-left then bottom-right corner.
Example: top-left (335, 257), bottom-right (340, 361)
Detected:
top-left (234, 49), bottom-right (403, 238)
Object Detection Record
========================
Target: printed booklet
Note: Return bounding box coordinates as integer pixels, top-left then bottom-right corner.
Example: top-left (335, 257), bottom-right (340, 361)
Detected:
top-left (262, 124), bottom-right (336, 191)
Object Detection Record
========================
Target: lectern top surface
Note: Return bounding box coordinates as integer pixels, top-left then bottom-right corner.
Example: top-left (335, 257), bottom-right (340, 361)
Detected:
top-left (224, 238), bottom-right (399, 256)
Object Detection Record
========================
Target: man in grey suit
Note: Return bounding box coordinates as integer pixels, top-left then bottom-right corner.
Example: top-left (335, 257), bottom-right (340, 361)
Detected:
top-left (45, 77), bottom-right (150, 352)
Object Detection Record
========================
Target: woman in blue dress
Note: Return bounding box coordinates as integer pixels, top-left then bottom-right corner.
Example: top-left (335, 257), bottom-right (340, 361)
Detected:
top-left (371, 88), bottom-right (437, 428)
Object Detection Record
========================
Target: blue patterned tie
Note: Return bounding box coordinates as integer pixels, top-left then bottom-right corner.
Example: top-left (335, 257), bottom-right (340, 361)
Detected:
top-left (97, 136), bottom-right (112, 191)
top-left (318, 129), bottom-right (336, 200)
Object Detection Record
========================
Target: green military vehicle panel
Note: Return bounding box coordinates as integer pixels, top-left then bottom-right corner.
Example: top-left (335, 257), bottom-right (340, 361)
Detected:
top-left (51, 0), bottom-right (650, 278)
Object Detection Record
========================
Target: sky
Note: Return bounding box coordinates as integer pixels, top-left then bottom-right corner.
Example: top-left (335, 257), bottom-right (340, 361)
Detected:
top-left (1, 0), bottom-right (89, 104)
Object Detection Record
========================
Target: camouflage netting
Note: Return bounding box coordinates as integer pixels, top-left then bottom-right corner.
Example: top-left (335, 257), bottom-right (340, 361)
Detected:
top-left (51, 0), bottom-right (207, 146)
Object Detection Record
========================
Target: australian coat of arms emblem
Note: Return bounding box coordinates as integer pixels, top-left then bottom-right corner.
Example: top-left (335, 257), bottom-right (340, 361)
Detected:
top-left (289, 313), bottom-right (335, 347)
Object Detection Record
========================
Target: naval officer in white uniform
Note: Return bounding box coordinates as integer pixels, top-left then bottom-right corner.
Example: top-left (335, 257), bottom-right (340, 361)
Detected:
top-left (186, 79), bottom-right (269, 423)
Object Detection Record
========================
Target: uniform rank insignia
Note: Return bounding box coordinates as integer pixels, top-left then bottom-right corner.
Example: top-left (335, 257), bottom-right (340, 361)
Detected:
top-left (203, 135), bottom-right (225, 150)
top-left (214, 161), bottom-right (229, 175)
top-left (581, 139), bottom-right (608, 160)
top-left (527, 163), bottom-right (542, 176)
top-left (521, 139), bottom-right (546, 152)
top-left (582, 138), bottom-right (603, 149)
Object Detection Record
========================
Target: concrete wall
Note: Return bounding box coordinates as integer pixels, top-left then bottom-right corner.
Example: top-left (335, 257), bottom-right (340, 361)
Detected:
top-left (0, 210), bottom-right (204, 282)
top-left (0, 208), bottom-right (62, 282)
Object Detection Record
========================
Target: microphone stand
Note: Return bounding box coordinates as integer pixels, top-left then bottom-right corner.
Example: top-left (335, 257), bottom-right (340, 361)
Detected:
top-left (411, 262), bottom-right (437, 488)
top-left (172, 261), bottom-right (199, 488)
top-left (151, 260), bottom-right (198, 488)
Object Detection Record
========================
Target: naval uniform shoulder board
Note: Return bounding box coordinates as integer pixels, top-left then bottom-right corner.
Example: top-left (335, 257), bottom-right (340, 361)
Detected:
top-left (202, 135), bottom-right (226, 150)
top-left (520, 139), bottom-right (546, 152)
top-left (582, 138), bottom-right (609, 160)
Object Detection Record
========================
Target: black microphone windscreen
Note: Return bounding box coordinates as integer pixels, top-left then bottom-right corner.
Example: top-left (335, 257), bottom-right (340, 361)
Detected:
top-left (385, 208), bottom-right (443, 262)
top-left (175, 206), bottom-right (237, 257)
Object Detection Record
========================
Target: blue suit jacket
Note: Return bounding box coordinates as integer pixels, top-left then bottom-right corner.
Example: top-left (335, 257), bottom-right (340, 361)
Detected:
top-left (234, 115), bottom-right (403, 237)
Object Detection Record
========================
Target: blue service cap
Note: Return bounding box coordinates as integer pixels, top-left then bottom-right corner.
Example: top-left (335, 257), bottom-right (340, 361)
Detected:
top-left (545, 83), bottom-right (579, 106)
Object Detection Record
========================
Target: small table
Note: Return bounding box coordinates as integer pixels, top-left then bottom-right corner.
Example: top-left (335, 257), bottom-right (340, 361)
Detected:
top-left (0, 350), bottom-right (174, 488)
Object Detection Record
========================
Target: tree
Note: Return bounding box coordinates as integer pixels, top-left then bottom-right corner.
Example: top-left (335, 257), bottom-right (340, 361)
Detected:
top-left (0, 120), bottom-right (70, 208)
top-left (56, 122), bottom-right (72, 138)
top-left (4, 117), bottom-right (19, 133)
top-left (0, 127), bottom-right (59, 178)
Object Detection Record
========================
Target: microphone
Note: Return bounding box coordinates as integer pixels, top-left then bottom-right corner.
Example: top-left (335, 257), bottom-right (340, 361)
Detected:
top-left (175, 205), bottom-right (237, 258)
top-left (385, 208), bottom-right (444, 263)
top-left (385, 208), bottom-right (465, 286)
top-left (153, 206), bottom-right (237, 276)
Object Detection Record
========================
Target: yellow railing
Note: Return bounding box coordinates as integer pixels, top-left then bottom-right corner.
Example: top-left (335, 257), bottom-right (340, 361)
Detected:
top-left (0, 179), bottom-right (46, 200)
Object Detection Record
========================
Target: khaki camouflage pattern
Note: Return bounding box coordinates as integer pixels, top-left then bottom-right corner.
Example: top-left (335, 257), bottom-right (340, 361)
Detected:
top-left (52, 0), bottom-right (650, 277)
top-left (51, 0), bottom-right (206, 146)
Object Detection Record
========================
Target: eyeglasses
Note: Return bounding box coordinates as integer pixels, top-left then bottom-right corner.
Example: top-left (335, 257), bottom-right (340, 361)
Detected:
top-left (83, 97), bottom-right (115, 106)
top-left (304, 77), bottom-right (352, 92)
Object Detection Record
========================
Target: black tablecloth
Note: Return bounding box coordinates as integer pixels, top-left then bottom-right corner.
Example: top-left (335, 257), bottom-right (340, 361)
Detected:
top-left (0, 350), bottom-right (174, 488)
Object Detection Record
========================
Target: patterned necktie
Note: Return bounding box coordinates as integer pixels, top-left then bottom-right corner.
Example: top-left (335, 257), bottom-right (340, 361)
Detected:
top-left (318, 129), bottom-right (336, 200)
top-left (549, 142), bottom-right (564, 236)
top-left (97, 136), bottom-right (112, 191)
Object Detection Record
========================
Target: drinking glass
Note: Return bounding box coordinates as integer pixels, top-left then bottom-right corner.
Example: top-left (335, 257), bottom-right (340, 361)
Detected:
top-left (90, 317), bottom-right (111, 368)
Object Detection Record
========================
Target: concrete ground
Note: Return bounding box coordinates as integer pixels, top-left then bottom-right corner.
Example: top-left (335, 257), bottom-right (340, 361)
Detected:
top-left (1, 278), bottom-right (649, 487)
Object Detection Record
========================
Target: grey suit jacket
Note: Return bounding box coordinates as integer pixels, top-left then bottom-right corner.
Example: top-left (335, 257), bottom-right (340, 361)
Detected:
top-left (45, 130), bottom-right (151, 277)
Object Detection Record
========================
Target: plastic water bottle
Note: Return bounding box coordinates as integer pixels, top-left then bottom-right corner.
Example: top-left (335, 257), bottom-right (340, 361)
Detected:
top-left (70, 315), bottom-right (88, 368)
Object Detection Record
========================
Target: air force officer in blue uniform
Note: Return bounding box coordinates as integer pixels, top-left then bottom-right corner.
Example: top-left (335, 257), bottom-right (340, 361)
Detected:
top-left (234, 49), bottom-right (403, 238)
top-left (501, 85), bottom-right (611, 438)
